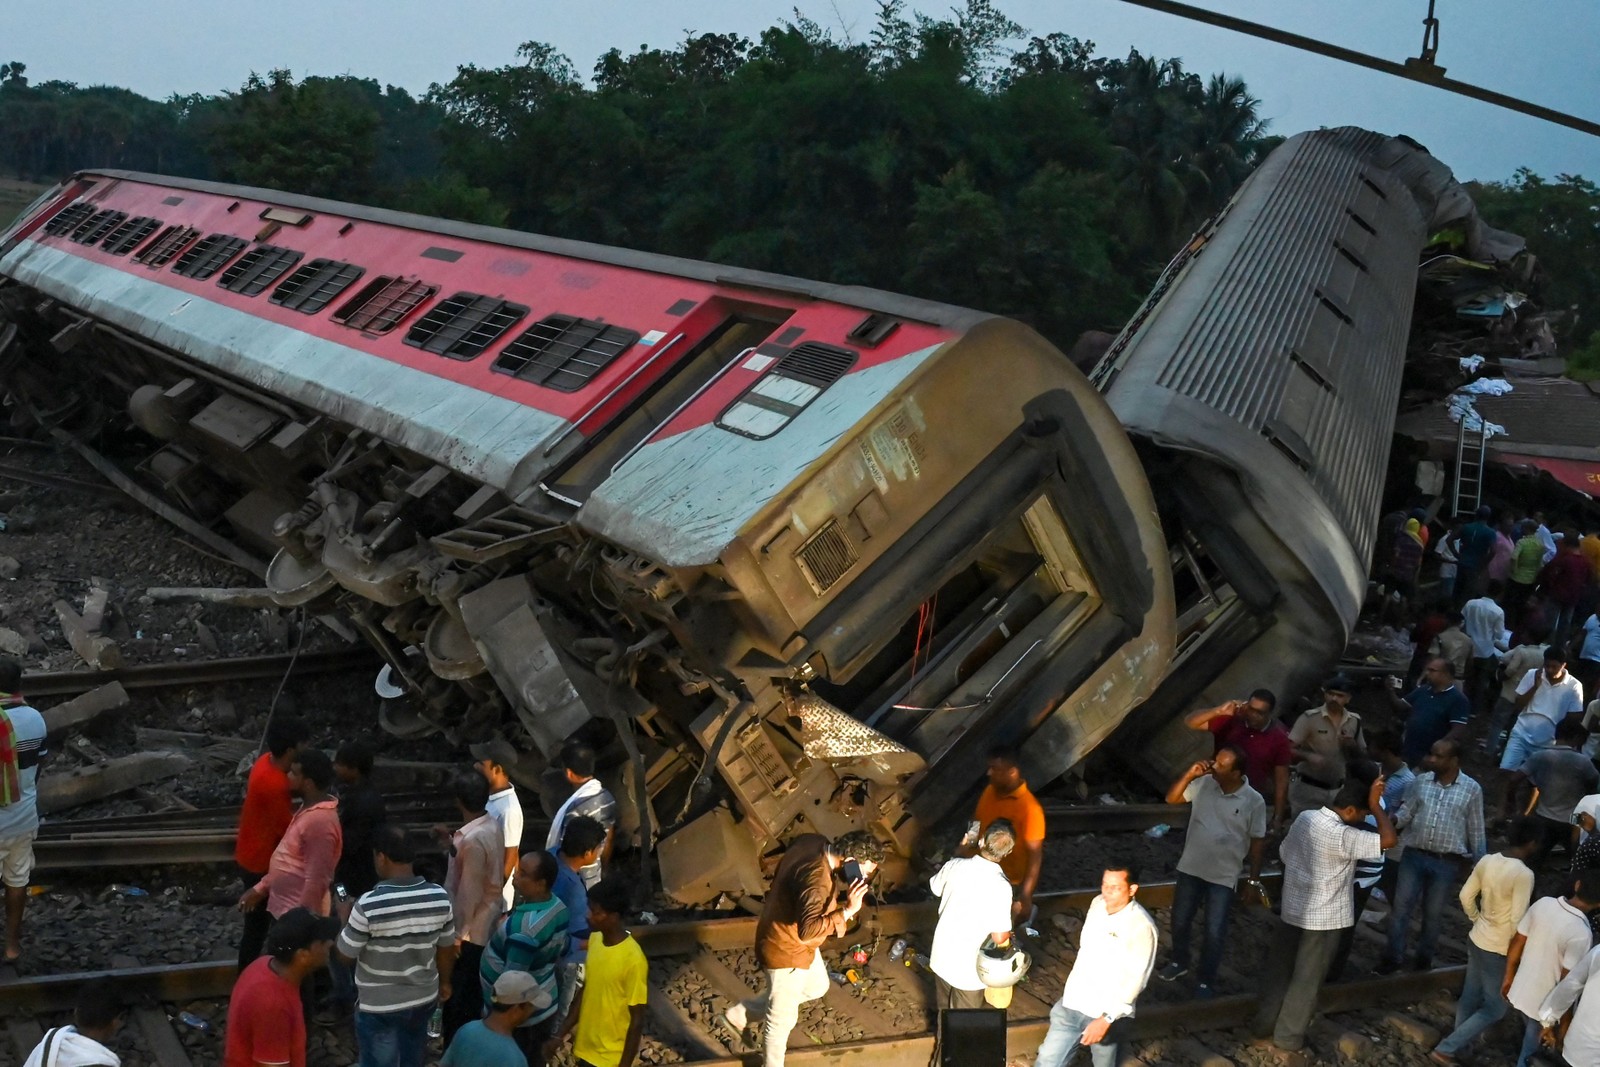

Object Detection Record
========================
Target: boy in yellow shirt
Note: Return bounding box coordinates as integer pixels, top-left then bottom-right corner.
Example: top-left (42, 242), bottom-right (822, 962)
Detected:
top-left (547, 878), bottom-right (646, 1067)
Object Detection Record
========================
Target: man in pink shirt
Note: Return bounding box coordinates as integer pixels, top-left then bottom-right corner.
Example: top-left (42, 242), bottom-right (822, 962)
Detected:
top-left (438, 771), bottom-right (505, 1048)
top-left (238, 749), bottom-right (343, 922)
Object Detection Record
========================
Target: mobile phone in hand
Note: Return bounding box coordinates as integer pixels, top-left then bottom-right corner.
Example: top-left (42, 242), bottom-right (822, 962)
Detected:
top-left (841, 859), bottom-right (863, 885)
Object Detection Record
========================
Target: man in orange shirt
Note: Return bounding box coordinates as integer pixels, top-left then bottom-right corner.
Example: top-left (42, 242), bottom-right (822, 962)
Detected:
top-left (964, 743), bottom-right (1046, 922)
top-left (235, 716), bottom-right (307, 971)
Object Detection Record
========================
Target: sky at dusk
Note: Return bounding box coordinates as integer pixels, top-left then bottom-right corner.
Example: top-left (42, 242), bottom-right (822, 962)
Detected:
top-left (7, 0), bottom-right (1598, 183)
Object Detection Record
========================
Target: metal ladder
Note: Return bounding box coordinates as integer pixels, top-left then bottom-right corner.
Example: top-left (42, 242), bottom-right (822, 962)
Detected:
top-left (1452, 418), bottom-right (1488, 516)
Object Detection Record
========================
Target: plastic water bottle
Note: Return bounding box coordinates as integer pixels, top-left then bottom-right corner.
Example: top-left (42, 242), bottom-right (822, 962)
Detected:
top-left (888, 938), bottom-right (907, 963)
top-left (176, 1012), bottom-right (210, 1032)
top-left (427, 1005), bottom-right (443, 1039)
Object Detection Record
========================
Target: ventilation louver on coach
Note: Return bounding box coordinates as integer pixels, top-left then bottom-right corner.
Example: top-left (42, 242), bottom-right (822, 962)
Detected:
top-left (492, 314), bottom-right (640, 390)
top-left (795, 519), bottom-right (859, 593)
top-left (717, 342), bottom-right (857, 439)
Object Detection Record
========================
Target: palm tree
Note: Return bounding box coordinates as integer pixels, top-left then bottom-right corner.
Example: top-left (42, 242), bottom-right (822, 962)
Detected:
top-left (1188, 73), bottom-right (1269, 215)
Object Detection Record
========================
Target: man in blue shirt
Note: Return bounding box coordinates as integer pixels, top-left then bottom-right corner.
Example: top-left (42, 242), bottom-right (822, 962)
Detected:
top-left (1451, 506), bottom-right (1499, 605)
top-left (552, 815), bottom-right (604, 1024)
top-left (1384, 658), bottom-right (1471, 768)
top-left (443, 971), bottom-right (549, 1067)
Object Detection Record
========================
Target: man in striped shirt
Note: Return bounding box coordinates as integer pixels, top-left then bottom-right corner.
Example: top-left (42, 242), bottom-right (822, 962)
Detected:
top-left (337, 823), bottom-right (457, 1067)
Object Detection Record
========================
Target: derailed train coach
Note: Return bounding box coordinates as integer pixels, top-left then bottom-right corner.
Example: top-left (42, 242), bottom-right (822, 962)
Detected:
top-left (0, 127), bottom-right (1512, 899)
top-left (0, 165), bottom-right (1173, 902)
top-left (1096, 127), bottom-right (1525, 783)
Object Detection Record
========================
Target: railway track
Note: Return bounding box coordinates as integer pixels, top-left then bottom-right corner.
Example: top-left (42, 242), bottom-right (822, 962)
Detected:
top-left (30, 794), bottom-right (467, 871)
top-left (28, 798), bottom-right (1174, 872)
top-left (23, 647), bottom-right (381, 698)
top-left (0, 876), bottom-right (1468, 1067)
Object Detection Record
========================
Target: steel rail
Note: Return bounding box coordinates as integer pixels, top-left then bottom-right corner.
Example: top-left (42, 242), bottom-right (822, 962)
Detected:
top-left (22, 648), bottom-right (381, 698)
top-left (1109, 0), bottom-right (1600, 139)
top-left (670, 967), bottom-right (1465, 1066)
top-left (0, 877), bottom-right (1229, 1011)
top-left (1039, 801), bottom-right (1188, 835)
top-left (0, 460), bottom-right (116, 494)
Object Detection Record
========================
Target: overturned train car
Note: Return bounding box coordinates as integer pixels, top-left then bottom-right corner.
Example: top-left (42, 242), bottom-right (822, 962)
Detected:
top-left (1096, 127), bottom-right (1521, 782)
top-left (0, 128), bottom-right (1502, 897)
top-left (0, 170), bottom-right (1174, 901)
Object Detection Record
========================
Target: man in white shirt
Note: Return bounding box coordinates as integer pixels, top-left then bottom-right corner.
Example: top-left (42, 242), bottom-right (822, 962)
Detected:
top-left (544, 741), bottom-right (617, 889)
top-left (1033, 864), bottom-right (1156, 1067)
top-left (1503, 871), bottom-right (1598, 1067)
top-left (1500, 649), bottom-right (1587, 819)
top-left (22, 976), bottom-right (123, 1067)
top-left (1252, 777), bottom-right (1396, 1054)
top-left (470, 737), bottom-right (525, 910)
top-left (1156, 746), bottom-right (1265, 995)
top-left (0, 658), bottom-right (49, 964)
top-left (928, 822), bottom-right (1015, 1010)
top-left (1461, 592), bottom-right (1508, 715)
top-left (1538, 942), bottom-right (1600, 1066)
top-left (1430, 817), bottom-right (1539, 1063)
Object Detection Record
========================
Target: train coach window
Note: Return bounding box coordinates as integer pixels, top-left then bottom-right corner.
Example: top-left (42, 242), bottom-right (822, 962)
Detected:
top-left (492, 314), bottom-right (641, 391)
top-left (716, 341), bottom-right (857, 439)
top-left (134, 225), bottom-right (201, 267)
top-left (72, 210), bottom-right (127, 245)
top-left (403, 291), bottom-right (528, 360)
top-left (173, 234), bottom-right (249, 280)
top-left (219, 244), bottom-right (304, 296)
top-left (101, 216), bottom-right (162, 256)
top-left (271, 259), bottom-right (365, 314)
top-left (43, 202), bottom-right (96, 236)
top-left (331, 274), bottom-right (438, 334)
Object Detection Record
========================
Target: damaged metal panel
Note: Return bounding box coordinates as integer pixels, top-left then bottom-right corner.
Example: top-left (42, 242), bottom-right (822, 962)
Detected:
top-left (458, 578), bottom-right (595, 757)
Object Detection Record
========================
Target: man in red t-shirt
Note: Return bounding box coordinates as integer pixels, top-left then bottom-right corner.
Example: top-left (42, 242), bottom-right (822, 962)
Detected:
top-left (235, 717), bottom-right (307, 971)
top-left (226, 907), bottom-right (338, 1067)
top-left (1184, 690), bottom-right (1291, 831)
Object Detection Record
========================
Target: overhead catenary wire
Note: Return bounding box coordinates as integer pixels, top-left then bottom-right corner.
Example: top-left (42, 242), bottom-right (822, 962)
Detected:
top-left (1106, 0), bottom-right (1600, 140)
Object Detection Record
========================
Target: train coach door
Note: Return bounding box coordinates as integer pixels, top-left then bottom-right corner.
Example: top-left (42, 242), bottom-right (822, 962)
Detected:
top-left (546, 308), bottom-right (787, 504)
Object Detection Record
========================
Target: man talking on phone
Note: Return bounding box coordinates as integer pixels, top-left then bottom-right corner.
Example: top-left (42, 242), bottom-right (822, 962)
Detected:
top-left (725, 830), bottom-right (888, 1067)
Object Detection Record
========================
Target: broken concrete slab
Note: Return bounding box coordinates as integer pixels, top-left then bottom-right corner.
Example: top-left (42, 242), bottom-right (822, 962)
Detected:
top-left (0, 627), bottom-right (26, 657)
top-left (39, 751), bottom-right (192, 814)
top-left (80, 586), bottom-right (109, 633)
top-left (41, 682), bottom-right (129, 736)
top-left (53, 599), bottom-right (123, 670)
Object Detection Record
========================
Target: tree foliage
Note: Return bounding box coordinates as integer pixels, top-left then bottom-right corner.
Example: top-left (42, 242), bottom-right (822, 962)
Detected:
top-left (6, 4), bottom-right (1583, 354)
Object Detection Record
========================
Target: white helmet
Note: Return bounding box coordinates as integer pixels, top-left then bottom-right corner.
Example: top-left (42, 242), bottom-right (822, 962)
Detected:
top-left (975, 935), bottom-right (1031, 988)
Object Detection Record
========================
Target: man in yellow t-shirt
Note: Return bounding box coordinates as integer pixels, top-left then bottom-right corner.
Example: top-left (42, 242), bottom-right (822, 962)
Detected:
top-left (964, 743), bottom-right (1047, 921)
top-left (548, 878), bottom-right (646, 1067)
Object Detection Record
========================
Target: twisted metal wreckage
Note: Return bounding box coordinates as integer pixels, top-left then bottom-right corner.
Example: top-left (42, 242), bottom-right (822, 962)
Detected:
top-left (0, 128), bottom-right (1529, 902)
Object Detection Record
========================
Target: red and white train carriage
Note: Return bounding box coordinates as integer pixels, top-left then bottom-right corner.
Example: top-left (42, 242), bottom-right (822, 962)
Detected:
top-left (0, 170), bottom-right (1173, 899)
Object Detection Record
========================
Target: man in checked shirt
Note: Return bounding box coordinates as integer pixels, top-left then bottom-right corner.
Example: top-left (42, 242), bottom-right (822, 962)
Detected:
top-left (1252, 775), bottom-right (1397, 1054)
top-left (1379, 738), bottom-right (1487, 974)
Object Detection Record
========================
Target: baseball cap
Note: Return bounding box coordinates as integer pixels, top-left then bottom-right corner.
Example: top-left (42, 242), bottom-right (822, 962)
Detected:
top-left (264, 907), bottom-right (341, 959)
top-left (469, 736), bottom-right (520, 770)
top-left (492, 970), bottom-right (553, 1010)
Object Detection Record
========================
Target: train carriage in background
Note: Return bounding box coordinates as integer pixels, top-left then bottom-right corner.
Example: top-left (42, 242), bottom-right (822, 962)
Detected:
top-left (1092, 128), bottom-right (1526, 784)
top-left (0, 169), bottom-right (1174, 902)
top-left (0, 128), bottom-right (1514, 900)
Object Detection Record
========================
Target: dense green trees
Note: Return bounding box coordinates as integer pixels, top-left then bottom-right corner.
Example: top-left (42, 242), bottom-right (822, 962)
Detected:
top-left (0, 2), bottom-right (1592, 354)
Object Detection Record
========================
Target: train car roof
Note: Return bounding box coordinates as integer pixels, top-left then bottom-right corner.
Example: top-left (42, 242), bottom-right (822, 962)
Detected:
top-left (75, 170), bottom-right (991, 332)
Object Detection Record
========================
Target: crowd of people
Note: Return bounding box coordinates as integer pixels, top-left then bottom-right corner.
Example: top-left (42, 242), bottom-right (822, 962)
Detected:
top-left (217, 725), bottom-right (636, 1067)
top-left (1, 499), bottom-right (1599, 1066)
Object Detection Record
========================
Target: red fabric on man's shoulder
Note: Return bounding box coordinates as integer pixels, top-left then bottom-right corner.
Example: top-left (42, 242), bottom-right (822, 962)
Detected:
top-left (224, 956), bottom-right (305, 1067)
top-left (236, 753), bottom-right (294, 873)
